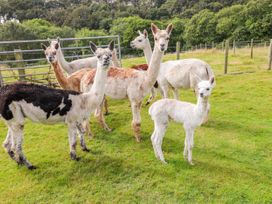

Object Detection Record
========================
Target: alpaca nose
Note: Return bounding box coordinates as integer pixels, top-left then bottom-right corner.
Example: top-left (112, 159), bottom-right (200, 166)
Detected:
top-left (200, 93), bottom-right (204, 97)
top-left (160, 44), bottom-right (165, 51)
top-left (130, 42), bottom-right (135, 48)
top-left (48, 56), bottom-right (53, 62)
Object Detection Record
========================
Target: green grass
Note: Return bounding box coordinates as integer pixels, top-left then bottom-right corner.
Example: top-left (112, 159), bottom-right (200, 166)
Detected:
top-left (0, 48), bottom-right (272, 203)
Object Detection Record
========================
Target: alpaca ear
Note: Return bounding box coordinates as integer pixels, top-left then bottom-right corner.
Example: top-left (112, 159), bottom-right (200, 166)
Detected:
top-left (138, 30), bottom-right (142, 35)
top-left (151, 23), bottom-right (159, 35)
top-left (108, 41), bottom-right (115, 51)
top-left (55, 43), bottom-right (59, 50)
top-left (210, 77), bottom-right (215, 85)
top-left (143, 29), bottom-right (148, 38)
top-left (57, 37), bottom-right (60, 43)
top-left (41, 43), bottom-right (47, 51)
top-left (89, 41), bottom-right (97, 53)
top-left (166, 23), bottom-right (173, 35)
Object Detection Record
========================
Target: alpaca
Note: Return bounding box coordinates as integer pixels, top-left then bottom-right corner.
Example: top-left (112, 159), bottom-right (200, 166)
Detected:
top-left (149, 77), bottom-right (215, 164)
top-left (41, 37), bottom-right (120, 75)
top-left (0, 42), bottom-right (114, 169)
top-left (130, 30), bottom-right (215, 100)
top-left (80, 23), bottom-right (173, 142)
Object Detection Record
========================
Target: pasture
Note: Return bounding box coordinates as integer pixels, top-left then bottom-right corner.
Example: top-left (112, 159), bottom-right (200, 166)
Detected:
top-left (0, 48), bottom-right (271, 203)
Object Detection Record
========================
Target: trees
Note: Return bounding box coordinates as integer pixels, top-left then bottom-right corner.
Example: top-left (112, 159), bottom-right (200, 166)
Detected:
top-left (184, 10), bottom-right (218, 46)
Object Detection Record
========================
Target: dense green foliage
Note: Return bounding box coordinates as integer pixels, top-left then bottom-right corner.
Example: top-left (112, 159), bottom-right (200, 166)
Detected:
top-left (0, 0), bottom-right (271, 49)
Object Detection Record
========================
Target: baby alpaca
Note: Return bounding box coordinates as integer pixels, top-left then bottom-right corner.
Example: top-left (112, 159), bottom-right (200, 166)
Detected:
top-left (149, 77), bottom-right (215, 164)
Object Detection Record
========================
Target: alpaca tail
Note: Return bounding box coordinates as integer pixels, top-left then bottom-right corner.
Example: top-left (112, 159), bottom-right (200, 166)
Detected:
top-left (112, 49), bottom-right (121, 67)
top-left (52, 62), bottom-right (70, 89)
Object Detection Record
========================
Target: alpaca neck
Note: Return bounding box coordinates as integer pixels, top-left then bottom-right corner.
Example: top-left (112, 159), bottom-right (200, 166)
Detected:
top-left (143, 39), bottom-right (152, 64)
top-left (84, 63), bottom-right (108, 108)
top-left (196, 96), bottom-right (209, 117)
top-left (141, 46), bottom-right (163, 91)
top-left (56, 48), bottom-right (71, 74)
top-left (51, 62), bottom-right (69, 90)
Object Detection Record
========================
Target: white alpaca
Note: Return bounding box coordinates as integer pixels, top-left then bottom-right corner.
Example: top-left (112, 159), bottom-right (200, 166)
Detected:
top-left (149, 77), bottom-right (215, 165)
top-left (1, 42), bottom-right (114, 169)
top-left (80, 23), bottom-right (173, 142)
top-left (42, 37), bottom-right (120, 75)
top-left (131, 30), bottom-right (215, 101)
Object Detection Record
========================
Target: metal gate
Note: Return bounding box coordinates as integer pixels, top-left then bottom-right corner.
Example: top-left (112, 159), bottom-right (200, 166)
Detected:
top-left (0, 35), bottom-right (121, 87)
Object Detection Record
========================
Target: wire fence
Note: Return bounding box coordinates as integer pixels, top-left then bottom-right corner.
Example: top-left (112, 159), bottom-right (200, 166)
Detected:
top-left (0, 38), bottom-right (272, 87)
top-left (0, 35), bottom-right (121, 87)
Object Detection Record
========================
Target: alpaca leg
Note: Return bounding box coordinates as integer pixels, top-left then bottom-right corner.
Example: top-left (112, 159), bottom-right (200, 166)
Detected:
top-left (11, 124), bottom-right (35, 169)
top-left (103, 97), bottom-right (109, 115)
top-left (76, 123), bottom-right (89, 152)
top-left (160, 84), bottom-right (169, 98)
top-left (154, 122), bottom-right (167, 163)
top-left (183, 136), bottom-right (188, 159)
top-left (131, 101), bottom-right (142, 142)
top-left (184, 127), bottom-right (194, 165)
top-left (82, 119), bottom-right (93, 138)
top-left (146, 87), bottom-right (156, 106)
top-left (68, 124), bottom-right (79, 161)
top-left (173, 88), bottom-right (179, 100)
top-left (151, 130), bottom-right (159, 159)
top-left (95, 101), bottom-right (112, 132)
top-left (3, 128), bottom-right (15, 160)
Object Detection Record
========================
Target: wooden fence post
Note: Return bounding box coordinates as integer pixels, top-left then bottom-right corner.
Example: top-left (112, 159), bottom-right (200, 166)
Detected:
top-left (222, 41), bottom-right (224, 51)
top-left (250, 39), bottom-right (254, 59)
top-left (0, 69), bottom-right (3, 87)
top-left (233, 40), bottom-right (236, 55)
top-left (268, 39), bottom-right (272, 70)
top-left (224, 40), bottom-right (229, 74)
top-left (205, 43), bottom-right (207, 50)
top-left (176, 41), bottom-right (180, 60)
top-left (14, 49), bottom-right (26, 81)
top-left (212, 42), bottom-right (214, 49)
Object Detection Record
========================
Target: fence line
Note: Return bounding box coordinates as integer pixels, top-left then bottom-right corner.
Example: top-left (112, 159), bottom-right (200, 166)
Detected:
top-left (0, 38), bottom-right (271, 87)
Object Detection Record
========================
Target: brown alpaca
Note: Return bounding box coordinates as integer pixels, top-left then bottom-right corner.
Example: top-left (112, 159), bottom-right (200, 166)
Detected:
top-left (81, 23), bottom-right (173, 142)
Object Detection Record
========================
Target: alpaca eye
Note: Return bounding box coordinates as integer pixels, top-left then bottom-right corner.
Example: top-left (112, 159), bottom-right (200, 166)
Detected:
top-left (109, 54), bottom-right (112, 57)
top-left (206, 88), bottom-right (210, 91)
top-left (155, 37), bottom-right (158, 41)
top-left (138, 40), bottom-right (142, 42)
top-left (98, 55), bottom-right (101, 59)
top-left (166, 37), bottom-right (169, 40)
top-left (53, 52), bottom-right (56, 55)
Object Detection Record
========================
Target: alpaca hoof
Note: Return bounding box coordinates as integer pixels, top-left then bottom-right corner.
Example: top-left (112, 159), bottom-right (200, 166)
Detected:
top-left (82, 147), bottom-right (90, 152)
top-left (8, 150), bottom-right (15, 159)
top-left (28, 165), bottom-right (37, 170)
top-left (135, 137), bottom-right (141, 143)
top-left (105, 127), bottom-right (112, 132)
top-left (189, 161), bottom-right (194, 166)
top-left (70, 152), bottom-right (80, 161)
top-left (161, 160), bottom-right (167, 164)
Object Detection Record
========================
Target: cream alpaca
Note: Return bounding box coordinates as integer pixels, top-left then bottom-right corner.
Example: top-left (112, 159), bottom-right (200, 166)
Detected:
top-left (42, 37), bottom-right (120, 75)
top-left (81, 23), bottom-right (173, 142)
top-left (1, 42), bottom-right (114, 169)
top-left (149, 77), bottom-right (215, 165)
top-left (131, 30), bottom-right (215, 100)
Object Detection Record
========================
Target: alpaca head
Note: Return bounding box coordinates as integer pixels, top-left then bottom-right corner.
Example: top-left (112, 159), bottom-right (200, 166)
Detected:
top-left (89, 41), bottom-right (114, 69)
top-left (41, 37), bottom-right (60, 64)
top-left (130, 30), bottom-right (149, 50)
top-left (197, 77), bottom-right (215, 99)
top-left (151, 23), bottom-right (173, 52)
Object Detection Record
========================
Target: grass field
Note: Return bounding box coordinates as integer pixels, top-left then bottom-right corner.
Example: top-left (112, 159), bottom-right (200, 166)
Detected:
top-left (0, 48), bottom-right (272, 203)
